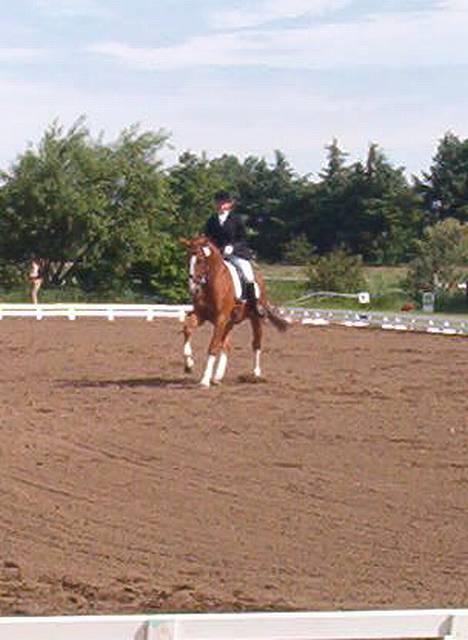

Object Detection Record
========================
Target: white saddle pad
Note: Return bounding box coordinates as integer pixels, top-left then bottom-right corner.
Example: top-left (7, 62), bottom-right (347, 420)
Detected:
top-left (224, 261), bottom-right (243, 300)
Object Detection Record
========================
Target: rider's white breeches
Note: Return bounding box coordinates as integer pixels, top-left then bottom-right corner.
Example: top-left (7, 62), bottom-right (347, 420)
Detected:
top-left (229, 257), bottom-right (255, 282)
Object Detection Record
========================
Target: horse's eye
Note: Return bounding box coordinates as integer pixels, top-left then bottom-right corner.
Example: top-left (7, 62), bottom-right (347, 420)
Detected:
top-left (202, 246), bottom-right (211, 257)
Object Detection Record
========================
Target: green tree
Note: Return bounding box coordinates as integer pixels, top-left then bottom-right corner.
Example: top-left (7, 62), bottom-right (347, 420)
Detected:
top-left (167, 151), bottom-right (225, 237)
top-left (404, 218), bottom-right (468, 298)
top-left (346, 144), bottom-right (423, 263)
top-left (235, 150), bottom-right (304, 261)
top-left (418, 132), bottom-right (468, 223)
top-left (0, 118), bottom-right (186, 299)
top-left (305, 249), bottom-right (367, 293)
top-left (312, 139), bottom-right (352, 252)
top-left (282, 233), bottom-right (316, 265)
top-left (209, 153), bottom-right (246, 191)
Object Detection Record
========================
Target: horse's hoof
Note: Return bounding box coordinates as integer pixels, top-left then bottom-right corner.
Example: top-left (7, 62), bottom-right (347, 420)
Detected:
top-left (199, 380), bottom-right (211, 389)
top-left (212, 378), bottom-right (223, 386)
top-left (184, 365), bottom-right (193, 374)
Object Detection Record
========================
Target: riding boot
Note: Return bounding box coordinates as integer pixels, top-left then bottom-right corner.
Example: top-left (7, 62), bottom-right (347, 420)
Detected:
top-left (246, 282), bottom-right (265, 318)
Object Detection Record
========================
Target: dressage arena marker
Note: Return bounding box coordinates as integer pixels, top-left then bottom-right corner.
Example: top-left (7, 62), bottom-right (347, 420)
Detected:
top-left (0, 608), bottom-right (467, 640)
top-left (283, 307), bottom-right (467, 336)
top-left (0, 303), bottom-right (466, 336)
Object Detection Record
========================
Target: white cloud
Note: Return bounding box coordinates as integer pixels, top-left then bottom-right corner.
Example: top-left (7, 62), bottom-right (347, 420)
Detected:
top-left (210, 0), bottom-right (350, 29)
top-left (2, 0), bottom-right (468, 178)
top-left (88, 3), bottom-right (468, 71)
top-left (147, 84), bottom-right (468, 178)
top-left (160, 86), bottom-right (468, 178)
top-left (0, 72), bottom-right (466, 177)
top-left (89, 34), bottom-right (256, 70)
top-left (437, 0), bottom-right (468, 9)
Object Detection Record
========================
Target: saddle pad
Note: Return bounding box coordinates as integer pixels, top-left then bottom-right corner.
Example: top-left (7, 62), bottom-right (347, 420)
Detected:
top-left (224, 261), bottom-right (243, 300)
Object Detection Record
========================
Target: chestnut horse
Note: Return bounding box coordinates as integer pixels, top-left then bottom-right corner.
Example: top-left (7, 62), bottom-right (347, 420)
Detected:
top-left (180, 235), bottom-right (288, 388)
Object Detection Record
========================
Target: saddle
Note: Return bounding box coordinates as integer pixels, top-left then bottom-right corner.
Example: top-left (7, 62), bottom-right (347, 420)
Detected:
top-left (223, 259), bottom-right (248, 301)
top-left (224, 259), bottom-right (265, 319)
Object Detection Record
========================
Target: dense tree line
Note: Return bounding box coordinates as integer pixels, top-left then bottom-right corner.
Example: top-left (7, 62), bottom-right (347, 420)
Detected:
top-left (0, 118), bottom-right (467, 301)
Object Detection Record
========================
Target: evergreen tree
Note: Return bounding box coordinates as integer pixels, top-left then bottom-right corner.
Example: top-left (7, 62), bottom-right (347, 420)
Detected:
top-left (312, 139), bottom-right (352, 252)
top-left (234, 151), bottom-right (300, 261)
top-left (418, 132), bottom-right (468, 223)
top-left (166, 151), bottom-right (224, 237)
top-left (346, 144), bottom-right (423, 263)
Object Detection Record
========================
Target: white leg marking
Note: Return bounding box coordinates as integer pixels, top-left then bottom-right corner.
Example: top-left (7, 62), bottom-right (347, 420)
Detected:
top-left (213, 351), bottom-right (228, 384)
top-left (200, 354), bottom-right (216, 388)
top-left (184, 341), bottom-right (194, 370)
top-left (253, 349), bottom-right (262, 378)
top-left (188, 256), bottom-right (197, 294)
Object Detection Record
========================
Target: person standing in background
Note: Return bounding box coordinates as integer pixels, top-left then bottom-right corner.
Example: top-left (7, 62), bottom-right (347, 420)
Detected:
top-left (29, 256), bottom-right (44, 304)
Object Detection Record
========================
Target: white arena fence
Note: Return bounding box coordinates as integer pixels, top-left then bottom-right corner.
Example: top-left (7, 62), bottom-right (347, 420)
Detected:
top-left (0, 303), bottom-right (192, 322)
top-left (0, 609), bottom-right (467, 640)
top-left (282, 307), bottom-right (468, 336)
top-left (0, 303), bottom-right (466, 336)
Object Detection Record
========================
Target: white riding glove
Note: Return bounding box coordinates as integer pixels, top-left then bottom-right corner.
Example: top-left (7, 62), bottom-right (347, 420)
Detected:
top-left (223, 245), bottom-right (234, 256)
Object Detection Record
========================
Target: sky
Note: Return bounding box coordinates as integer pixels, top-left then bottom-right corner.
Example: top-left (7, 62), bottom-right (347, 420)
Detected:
top-left (1, 0), bottom-right (468, 180)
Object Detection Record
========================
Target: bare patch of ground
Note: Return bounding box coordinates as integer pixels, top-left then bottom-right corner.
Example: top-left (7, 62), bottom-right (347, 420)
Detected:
top-left (0, 319), bottom-right (466, 614)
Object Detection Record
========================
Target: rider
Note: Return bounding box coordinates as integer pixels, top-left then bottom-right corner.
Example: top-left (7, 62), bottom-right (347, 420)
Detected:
top-left (29, 255), bottom-right (45, 304)
top-left (204, 190), bottom-right (265, 317)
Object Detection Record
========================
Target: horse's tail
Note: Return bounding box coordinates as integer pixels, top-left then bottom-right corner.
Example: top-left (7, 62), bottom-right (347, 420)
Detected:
top-left (265, 302), bottom-right (290, 333)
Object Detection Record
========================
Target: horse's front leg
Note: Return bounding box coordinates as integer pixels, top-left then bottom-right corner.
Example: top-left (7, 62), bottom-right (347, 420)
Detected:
top-left (183, 311), bottom-right (201, 373)
top-left (212, 323), bottom-right (233, 385)
top-left (200, 318), bottom-right (228, 388)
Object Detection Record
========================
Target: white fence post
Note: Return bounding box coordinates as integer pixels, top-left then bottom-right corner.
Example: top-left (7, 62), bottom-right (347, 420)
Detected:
top-left (147, 619), bottom-right (178, 640)
top-left (445, 613), bottom-right (468, 640)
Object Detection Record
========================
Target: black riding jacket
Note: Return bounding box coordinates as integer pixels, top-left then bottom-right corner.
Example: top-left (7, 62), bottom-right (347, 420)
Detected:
top-left (204, 212), bottom-right (252, 260)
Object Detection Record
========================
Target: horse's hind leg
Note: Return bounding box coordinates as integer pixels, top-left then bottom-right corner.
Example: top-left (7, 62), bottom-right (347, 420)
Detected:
top-left (183, 311), bottom-right (201, 373)
top-left (250, 315), bottom-right (263, 378)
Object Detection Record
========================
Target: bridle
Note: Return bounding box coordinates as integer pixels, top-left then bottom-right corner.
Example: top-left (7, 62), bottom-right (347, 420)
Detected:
top-left (188, 244), bottom-right (211, 293)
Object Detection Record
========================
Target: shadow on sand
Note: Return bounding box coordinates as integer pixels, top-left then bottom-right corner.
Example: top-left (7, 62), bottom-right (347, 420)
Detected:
top-left (60, 376), bottom-right (195, 390)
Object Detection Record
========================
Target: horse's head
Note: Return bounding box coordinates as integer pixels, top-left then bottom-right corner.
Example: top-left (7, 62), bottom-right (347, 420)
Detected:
top-left (180, 235), bottom-right (221, 295)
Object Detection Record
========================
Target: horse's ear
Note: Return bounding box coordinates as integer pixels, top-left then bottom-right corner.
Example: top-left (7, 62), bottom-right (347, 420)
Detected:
top-left (179, 237), bottom-right (190, 248)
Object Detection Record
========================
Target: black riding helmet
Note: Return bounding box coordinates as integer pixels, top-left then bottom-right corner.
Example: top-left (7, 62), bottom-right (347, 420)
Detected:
top-left (213, 190), bottom-right (234, 203)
